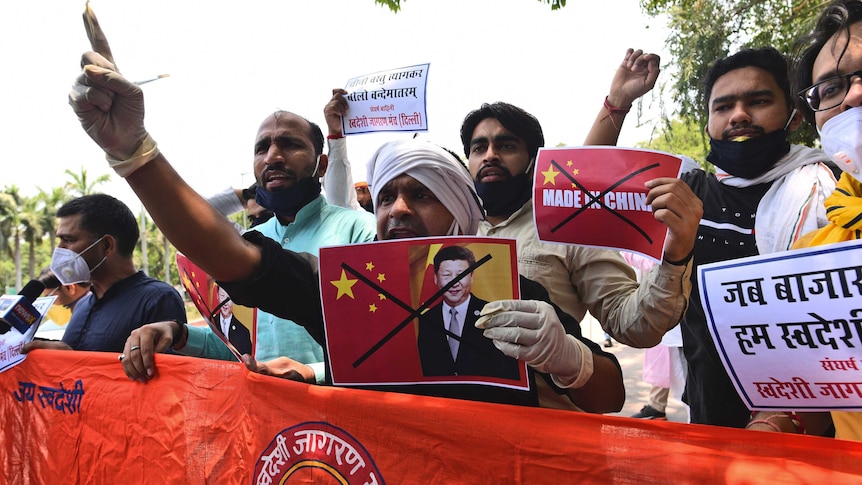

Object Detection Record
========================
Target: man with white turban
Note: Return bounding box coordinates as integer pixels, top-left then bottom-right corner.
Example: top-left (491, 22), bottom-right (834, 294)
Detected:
top-left (366, 139), bottom-right (484, 237)
top-left (68, 37), bottom-right (624, 410)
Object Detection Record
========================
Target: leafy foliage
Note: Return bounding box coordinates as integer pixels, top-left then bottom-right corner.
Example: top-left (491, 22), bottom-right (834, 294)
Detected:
top-left (640, 0), bottom-right (825, 146)
top-left (636, 117), bottom-right (714, 172)
top-left (374, 0), bottom-right (566, 12)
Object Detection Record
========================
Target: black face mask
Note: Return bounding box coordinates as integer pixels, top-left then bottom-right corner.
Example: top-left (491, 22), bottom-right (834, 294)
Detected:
top-left (254, 176), bottom-right (321, 218)
top-left (706, 129), bottom-right (791, 179)
top-left (474, 172), bottom-right (533, 217)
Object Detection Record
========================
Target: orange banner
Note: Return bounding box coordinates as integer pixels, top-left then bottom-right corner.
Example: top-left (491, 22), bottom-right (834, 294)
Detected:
top-left (2, 350), bottom-right (861, 483)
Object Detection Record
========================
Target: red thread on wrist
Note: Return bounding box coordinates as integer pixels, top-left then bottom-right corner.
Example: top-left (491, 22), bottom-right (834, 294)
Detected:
top-left (327, 134), bottom-right (344, 140)
top-left (601, 96), bottom-right (632, 131)
top-left (604, 96), bottom-right (631, 114)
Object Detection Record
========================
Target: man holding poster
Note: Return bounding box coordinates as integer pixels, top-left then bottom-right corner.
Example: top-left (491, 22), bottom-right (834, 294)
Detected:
top-left (744, 0), bottom-right (862, 439)
top-left (461, 49), bottom-right (703, 353)
top-left (66, 20), bottom-right (624, 410)
top-left (588, 47), bottom-right (838, 429)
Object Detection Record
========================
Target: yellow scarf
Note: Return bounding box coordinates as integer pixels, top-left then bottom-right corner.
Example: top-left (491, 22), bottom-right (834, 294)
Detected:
top-left (802, 173), bottom-right (862, 247)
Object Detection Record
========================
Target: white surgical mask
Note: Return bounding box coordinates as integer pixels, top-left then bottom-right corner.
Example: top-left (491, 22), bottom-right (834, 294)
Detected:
top-left (819, 107), bottom-right (862, 183)
top-left (50, 236), bottom-right (107, 285)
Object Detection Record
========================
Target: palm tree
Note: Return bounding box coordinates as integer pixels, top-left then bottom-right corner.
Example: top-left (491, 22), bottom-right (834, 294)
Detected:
top-left (18, 197), bottom-right (44, 281)
top-left (0, 191), bottom-right (18, 264)
top-left (64, 167), bottom-right (111, 197)
top-left (0, 186), bottom-right (26, 289)
top-left (36, 186), bottom-right (70, 256)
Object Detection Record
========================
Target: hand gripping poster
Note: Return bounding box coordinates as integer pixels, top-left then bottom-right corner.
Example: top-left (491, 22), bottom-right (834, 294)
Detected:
top-left (533, 146), bottom-right (683, 262)
top-left (319, 237), bottom-right (529, 391)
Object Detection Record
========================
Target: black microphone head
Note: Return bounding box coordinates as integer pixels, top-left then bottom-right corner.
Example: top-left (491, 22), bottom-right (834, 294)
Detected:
top-left (19, 280), bottom-right (46, 303)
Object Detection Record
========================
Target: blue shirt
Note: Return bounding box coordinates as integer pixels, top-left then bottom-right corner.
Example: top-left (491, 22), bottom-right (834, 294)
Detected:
top-left (62, 271), bottom-right (187, 353)
top-left (184, 195), bottom-right (376, 374)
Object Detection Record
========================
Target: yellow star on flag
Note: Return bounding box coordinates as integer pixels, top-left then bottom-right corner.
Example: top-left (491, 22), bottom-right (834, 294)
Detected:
top-left (567, 160), bottom-right (573, 167)
top-left (369, 304), bottom-right (378, 313)
top-left (330, 269), bottom-right (358, 300)
top-left (365, 262), bottom-right (374, 271)
top-left (425, 243), bottom-right (443, 268)
top-left (572, 168), bottom-right (580, 176)
top-left (377, 273), bottom-right (386, 283)
top-left (542, 165), bottom-right (560, 185)
top-left (378, 293), bottom-right (386, 300)
top-left (571, 182), bottom-right (577, 188)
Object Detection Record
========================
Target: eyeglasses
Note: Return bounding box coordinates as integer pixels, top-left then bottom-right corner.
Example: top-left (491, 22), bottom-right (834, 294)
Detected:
top-left (798, 70), bottom-right (862, 111)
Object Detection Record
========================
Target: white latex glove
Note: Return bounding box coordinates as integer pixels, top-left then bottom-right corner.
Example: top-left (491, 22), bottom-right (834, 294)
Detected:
top-left (476, 299), bottom-right (594, 389)
top-left (69, 5), bottom-right (158, 177)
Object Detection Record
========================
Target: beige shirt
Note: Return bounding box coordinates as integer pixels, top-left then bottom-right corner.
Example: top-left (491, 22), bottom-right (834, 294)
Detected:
top-left (479, 200), bottom-right (692, 348)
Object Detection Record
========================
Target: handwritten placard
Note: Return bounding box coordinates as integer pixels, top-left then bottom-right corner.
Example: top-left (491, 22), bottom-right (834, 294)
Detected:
top-left (342, 63), bottom-right (429, 135)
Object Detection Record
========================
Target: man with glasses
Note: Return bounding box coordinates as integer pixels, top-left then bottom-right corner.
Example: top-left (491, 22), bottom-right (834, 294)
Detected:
top-left (673, 48), bottom-right (837, 428)
top-left (744, 0), bottom-right (862, 439)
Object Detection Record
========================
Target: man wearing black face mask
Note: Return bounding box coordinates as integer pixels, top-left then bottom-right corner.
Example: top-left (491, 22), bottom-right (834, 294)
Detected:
top-left (587, 47), bottom-right (838, 428)
top-left (672, 47), bottom-right (843, 428)
top-left (461, 49), bottom-right (704, 353)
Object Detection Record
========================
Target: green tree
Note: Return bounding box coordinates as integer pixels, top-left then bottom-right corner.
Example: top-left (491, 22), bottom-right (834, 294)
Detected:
top-left (374, 0), bottom-right (566, 12)
top-left (64, 166), bottom-right (111, 197)
top-left (18, 196), bottom-right (45, 282)
top-left (641, 0), bottom-right (824, 145)
top-left (36, 186), bottom-right (71, 256)
top-left (636, 118), bottom-right (713, 172)
top-left (0, 187), bottom-right (45, 289)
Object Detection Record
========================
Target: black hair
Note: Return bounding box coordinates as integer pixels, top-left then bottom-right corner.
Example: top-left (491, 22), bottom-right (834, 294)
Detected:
top-left (56, 194), bottom-right (139, 257)
top-left (459, 102), bottom-right (544, 160)
top-left (433, 245), bottom-right (476, 273)
top-left (703, 47), bottom-right (794, 112)
top-left (37, 268), bottom-right (61, 289)
top-left (793, 0), bottom-right (862, 124)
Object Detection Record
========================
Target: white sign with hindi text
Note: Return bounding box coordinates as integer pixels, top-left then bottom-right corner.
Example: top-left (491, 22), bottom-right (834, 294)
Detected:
top-left (342, 63), bottom-right (429, 135)
top-left (699, 239), bottom-right (862, 411)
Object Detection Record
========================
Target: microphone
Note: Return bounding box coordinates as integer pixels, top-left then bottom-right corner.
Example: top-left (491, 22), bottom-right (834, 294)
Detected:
top-left (0, 280), bottom-right (46, 334)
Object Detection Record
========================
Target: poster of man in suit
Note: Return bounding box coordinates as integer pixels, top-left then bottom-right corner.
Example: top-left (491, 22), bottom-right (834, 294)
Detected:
top-left (212, 286), bottom-right (253, 356)
top-left (417, 245), bottom-right (519, 379)
top-left (320, 237), bottom-right (527, 389)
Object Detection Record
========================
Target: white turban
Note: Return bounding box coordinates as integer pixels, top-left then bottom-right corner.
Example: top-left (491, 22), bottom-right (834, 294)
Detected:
top-left (366, 139), bottom-right (484, 236)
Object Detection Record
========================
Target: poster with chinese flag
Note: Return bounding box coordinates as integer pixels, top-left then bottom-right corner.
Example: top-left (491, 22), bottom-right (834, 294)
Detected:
top-left (176, 253), bottom-right (257, 359)
top-left (533, 146), bottom-right (683, 262)
top-left (319, 236), bottom-right (528, 390)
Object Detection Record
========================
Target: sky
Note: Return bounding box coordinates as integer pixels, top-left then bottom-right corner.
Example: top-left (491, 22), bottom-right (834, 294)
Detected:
top-left (1, 0), bottom-right (670, 214)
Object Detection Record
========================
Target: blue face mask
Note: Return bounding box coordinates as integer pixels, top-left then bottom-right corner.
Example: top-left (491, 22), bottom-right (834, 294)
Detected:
top-left (254, 156), bottom-right (322, 218)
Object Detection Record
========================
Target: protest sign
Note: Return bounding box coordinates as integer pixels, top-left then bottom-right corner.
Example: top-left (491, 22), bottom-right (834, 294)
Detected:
top-left (342, 63), bottom-right (429, 135)
top-left (699, 239), bottom-right (862, 410)
top-left (533, 147), bottom-right (682, 261)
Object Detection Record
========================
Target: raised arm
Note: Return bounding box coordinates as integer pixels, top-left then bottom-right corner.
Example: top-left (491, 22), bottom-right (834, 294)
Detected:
top-left (583, 48), bottom-right (660, 146)
top-left (322, 88), bottom-right (361, 210)
top-left (69, 17), bottom-right (261, 283)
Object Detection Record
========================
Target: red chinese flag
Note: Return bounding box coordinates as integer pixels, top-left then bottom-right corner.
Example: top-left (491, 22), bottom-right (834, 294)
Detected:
top-left (319, 237), bottom-right (527, 389)
top-left (533, 147), bottom-right (683, 261)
